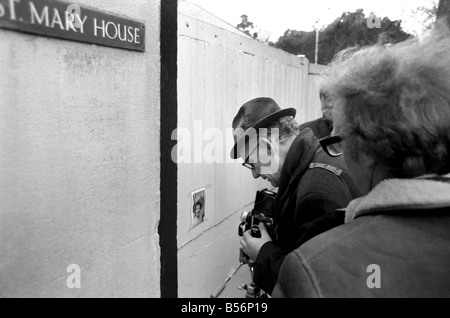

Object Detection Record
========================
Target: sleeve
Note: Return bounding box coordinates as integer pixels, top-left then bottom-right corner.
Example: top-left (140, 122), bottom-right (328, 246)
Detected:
top-left (253, 241), bottom-right (287, 295)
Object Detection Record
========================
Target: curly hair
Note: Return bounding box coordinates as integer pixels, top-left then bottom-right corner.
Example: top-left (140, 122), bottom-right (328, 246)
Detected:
top-left (266, 116), bottom-right (301, 145)
top-left (322, 27), bottom-right (450, 178)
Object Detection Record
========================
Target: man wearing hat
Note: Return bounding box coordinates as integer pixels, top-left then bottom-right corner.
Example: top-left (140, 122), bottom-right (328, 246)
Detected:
top-left (231, 97), bottom-right (360, 295)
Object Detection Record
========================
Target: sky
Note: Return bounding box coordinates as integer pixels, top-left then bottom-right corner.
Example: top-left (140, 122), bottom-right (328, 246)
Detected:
top-left (186, 0), bottom-right (436, 40)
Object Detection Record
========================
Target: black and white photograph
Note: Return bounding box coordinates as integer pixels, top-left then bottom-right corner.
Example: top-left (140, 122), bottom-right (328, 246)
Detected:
top-left (191, 188), bottom-right (205, 229)
top-left (1, 0), bottom-right (450, 302)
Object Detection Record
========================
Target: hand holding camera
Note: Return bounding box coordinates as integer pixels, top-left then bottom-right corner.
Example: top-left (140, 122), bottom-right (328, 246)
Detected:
top-left (238, 189), bottom-right (276, 263)
top-left (240, 223), bottom-right (272, 261)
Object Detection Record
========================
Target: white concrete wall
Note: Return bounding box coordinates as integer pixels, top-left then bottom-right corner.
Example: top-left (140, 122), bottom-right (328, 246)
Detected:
top-left (177, 3), bottom-right (324, 298)
top-left (0, 0), bottom-right (161, 297)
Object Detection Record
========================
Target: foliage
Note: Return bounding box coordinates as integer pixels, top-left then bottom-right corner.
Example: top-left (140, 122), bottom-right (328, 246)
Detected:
top-left (237, 14), bottom-right (271, 43)
top-left (237, 14), bottom-right (258, 39)
top-left (273, 9), bottom-right (411, 65)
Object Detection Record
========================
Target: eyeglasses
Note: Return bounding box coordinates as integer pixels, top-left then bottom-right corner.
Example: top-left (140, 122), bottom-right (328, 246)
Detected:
top-left (319, 135), bottom-right (344, 157)
top-left (242, 161), bottom-right (255, 170)
top-left (242, 146), bottom-right (258, 170)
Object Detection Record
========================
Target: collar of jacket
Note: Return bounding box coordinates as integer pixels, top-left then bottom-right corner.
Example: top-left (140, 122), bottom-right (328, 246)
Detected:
top-left (278, 128), bottom-right (320, 191)
top-left (345, 174), bottom-right (450, 223)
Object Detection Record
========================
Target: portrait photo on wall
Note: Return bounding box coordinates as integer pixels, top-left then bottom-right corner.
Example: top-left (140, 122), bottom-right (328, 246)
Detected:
top-left (191, 188), bottom-right (206, 229)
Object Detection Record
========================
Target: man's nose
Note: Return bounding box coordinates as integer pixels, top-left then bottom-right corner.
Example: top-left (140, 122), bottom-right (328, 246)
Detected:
top-left (251, 169), bottom-right (260, 179)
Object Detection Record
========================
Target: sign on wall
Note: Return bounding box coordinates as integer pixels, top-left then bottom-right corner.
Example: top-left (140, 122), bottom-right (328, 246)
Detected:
top-left (0, 0), bottom-right (146, 52)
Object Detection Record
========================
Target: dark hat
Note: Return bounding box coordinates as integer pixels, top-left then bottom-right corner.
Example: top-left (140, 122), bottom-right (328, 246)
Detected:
top-left (230, 97), bottom-right (296, 159)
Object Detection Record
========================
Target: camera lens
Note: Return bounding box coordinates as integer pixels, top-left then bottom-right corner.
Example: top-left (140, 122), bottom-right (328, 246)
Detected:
top-left (240, 211), bottom-right (251, 223)
top-left (238, 224), bottom-right (245, 237)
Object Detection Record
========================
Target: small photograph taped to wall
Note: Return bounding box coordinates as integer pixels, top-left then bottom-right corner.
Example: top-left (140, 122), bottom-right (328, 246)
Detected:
top-left (191, 188), bottom-right (205, 229)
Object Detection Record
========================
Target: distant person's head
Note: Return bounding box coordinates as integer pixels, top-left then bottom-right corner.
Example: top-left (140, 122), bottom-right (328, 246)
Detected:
top-left (193, 198), bottom-right (204, 219)
top-left (319, 89), bottom-right (334, 121)
top-left (320, 29), bottom-right (450, 196)
top-left (230, 97), bottom-right (300, 187)
top-left (194, 202), bottom-right (202, 217)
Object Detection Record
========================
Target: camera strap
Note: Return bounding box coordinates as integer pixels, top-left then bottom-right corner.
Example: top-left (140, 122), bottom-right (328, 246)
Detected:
top-left (309, 163), bottom-right (343, 176)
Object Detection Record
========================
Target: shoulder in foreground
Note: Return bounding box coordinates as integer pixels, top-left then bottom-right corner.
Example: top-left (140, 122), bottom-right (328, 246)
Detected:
top-left (295, 216), bottom-right (379, 261)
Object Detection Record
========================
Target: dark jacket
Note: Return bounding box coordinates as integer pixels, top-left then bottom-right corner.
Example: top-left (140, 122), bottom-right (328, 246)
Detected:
top-left (254, 129), bottom-right (361, 294)
top-left (273, 176), bottom-right (450, 298)
top-left (299, 117), bottom-right (333, 140)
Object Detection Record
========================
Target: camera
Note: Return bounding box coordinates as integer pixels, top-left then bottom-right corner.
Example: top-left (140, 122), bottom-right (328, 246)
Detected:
top-left (236, 189), bottom-right (276, 298)
top-left (238, 189), bottom-right (276, 240)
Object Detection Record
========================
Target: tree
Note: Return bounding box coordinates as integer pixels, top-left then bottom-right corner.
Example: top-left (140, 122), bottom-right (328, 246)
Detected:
top-left (237, 14), bottom-right (272, 43)
top-left (274, 9), bottom-right (411, 65)
top-left (237, 14), bottom-right (258, 39)
top-left (412, 0), bottom-right (439, 32)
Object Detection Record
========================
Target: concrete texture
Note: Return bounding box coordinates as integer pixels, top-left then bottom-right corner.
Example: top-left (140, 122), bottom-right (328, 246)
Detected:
top-left (0, 0), bottom-right (161, 297)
